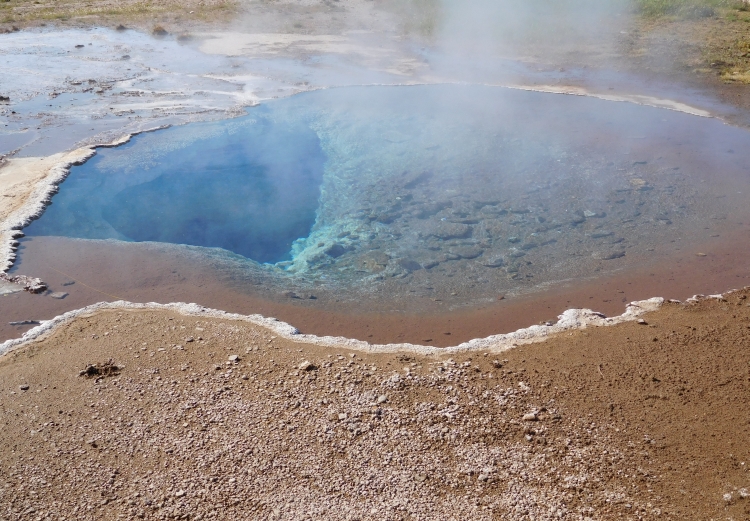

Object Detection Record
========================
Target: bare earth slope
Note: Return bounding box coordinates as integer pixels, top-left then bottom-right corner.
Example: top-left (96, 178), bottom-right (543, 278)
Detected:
top-left (1, 292), bottom-right (748, 520)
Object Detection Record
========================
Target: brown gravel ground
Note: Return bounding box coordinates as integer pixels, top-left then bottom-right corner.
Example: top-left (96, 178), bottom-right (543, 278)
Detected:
top-left (1, 292), bottom-right (749, 520)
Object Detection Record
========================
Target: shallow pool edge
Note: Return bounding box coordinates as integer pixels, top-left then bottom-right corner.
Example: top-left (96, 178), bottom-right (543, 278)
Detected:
top-left (0, 295), bottom-right (676, 357)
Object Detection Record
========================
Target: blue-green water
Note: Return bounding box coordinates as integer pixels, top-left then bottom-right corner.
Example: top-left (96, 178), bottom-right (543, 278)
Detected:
top-left (23, 85), bottom-right (750, 300)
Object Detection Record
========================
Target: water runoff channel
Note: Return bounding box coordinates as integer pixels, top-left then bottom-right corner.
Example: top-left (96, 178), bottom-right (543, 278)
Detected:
top-left (5, 83), bottom-right (750, 345)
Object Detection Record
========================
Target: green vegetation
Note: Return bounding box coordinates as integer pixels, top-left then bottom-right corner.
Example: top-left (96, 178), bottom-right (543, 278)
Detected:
top-left (635, 0), bottom-right (743, 18)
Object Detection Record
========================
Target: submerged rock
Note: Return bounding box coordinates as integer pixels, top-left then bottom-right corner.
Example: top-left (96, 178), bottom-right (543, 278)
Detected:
top-left (483, 255), bottom-right (505, 268)
top-left (398, 259), bottom-right (422, 272)
top-left (429, 222), bottom-right (471, 240)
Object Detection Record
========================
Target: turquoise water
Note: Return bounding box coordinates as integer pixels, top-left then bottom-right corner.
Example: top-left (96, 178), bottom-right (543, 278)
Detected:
top-left (24, 84), bottom-right (750, 301)
top-left (25, 107), bottom-right (326, 263)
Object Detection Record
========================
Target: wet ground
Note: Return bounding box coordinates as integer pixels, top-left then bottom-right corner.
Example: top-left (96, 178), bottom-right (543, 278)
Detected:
top-left (3, 28), bottom-right (750, 346)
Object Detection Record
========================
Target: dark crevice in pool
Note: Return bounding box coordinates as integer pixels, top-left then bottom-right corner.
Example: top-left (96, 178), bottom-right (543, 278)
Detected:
top-left (24, 107), bottom-right (326, 264)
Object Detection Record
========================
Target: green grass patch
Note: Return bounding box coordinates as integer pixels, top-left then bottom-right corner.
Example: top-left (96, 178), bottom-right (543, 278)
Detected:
top-left (635, 0), bottom-right (742, 17)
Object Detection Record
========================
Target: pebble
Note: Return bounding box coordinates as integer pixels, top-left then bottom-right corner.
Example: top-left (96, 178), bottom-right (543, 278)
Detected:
top-left (298, 360), bottom-right (316, 371)
top-left (482, 255), bottom-right (505, 268)
top-left (377, 394), bottom-right (388, 404)
top-left (175, 490), bottom-right (185, 498)
top-left (637, 319), bottom-right (648, 325)
top-left (185, 337), bottom-right (194, 343)
top-left (522, 412), bottom-right (538, 421)
top-left (228, 355), bottom-right (240, 363)
top-left (19, 384), bottom-right (29, 391)
top-left (49, 292), bottom-right (68, 300)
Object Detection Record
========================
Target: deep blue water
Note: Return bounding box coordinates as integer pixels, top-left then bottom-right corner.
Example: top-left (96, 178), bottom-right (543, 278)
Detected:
top-left (25, 106), bottom-right (326, 263)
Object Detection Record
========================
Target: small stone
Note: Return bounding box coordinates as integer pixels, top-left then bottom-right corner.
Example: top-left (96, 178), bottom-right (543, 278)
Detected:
top-left (637, 318), bottom-right (648, 325)
top-left (723, 493), bottom-right (733, 503)
top-left (482, 255), bottom-right (505, 268)
top-left (298, 360), bottom-right (316, 371)
top-left (19, 384), bottom-right (29, 391)
top-left (377, 394), bottom-right (387, 404)
top-left (175, 490), bottom-right (185, 498)
top-left (738, 488), bottom-right (749, 499)
top-left (48, 292), bottom-right (68, 300)
top-left (338, 413), bottom-right (348, 421)
top-left (185, 337), bottom-right (194, 343)
top-left (522, 412), bottom-right (538, 421)
top-left (414, 473), bottom-right (427, 483)
top-left (478, 473), bottom-right (489, 482)
top-left (228, 355), bottom-right (240, 363)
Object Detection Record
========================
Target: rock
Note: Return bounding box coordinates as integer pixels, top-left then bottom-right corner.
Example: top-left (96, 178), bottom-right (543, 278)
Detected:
top-left (121, 55), bottom-right (131, 60)
top-left (0, 95), bottom-right (10, 103)
top-left (228, 355), bottom-right (240, 363)
top-left (185, 337), bottom-right (194, 343)
top-left (414, 473), bottom-right (427, 483)
top-left (478, 473), bottom-right (489, 482)
top-left (0, 273), bottom-right (47, 294)
top-left (19, 384), bottom-right (29, 391)
top-left (507, 236), bottom-right (520, 243)
top-left (75, 44), bottom-right (84, 49)
top-left (450, 246), bottom-right (483, 259)
top-left (637, 318), bottom-right (648, 325)
top-left (324, 244), bottom-right (349, 258)
top-left (48, 292), bottom-right (68, 300)
top-left (9, 320), bottom-right (40, 326)
top-left (337, 413), bottom-right (348, 421)
top-left (115, 24), bottom-right (127, 31)
top-left (522, 412), bottom-right (538, 421)
top-left (483, 255), bottom-right (505, 268)
top-left (61, 281), bottom-right (75, 286)
top-left (152, 25), bottom-right (168, 36)
top-left (298, 360), bottom-right (316, 371)
top-left (584, 210), bottom-right (605, 218)
top-left (78, 360), bottom-right (120, 378)
top-left (429, 222), bottom-right (471, 240)
top-left (175, 490), bottom-right (185, 498)
top-left (398, 259), bottom-right (422, 272)
top-left (377, 394), bottom-right (388, 404)
top-left (593, 250), bottom-right (625, 260)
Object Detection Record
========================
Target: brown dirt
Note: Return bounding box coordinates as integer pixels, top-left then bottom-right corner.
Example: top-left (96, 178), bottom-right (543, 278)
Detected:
top-left (1, 291), bottom-right (749, 519)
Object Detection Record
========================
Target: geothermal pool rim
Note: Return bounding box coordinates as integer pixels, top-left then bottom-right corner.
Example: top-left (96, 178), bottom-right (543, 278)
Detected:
top-left (0, 296), bottom-right (667, 356)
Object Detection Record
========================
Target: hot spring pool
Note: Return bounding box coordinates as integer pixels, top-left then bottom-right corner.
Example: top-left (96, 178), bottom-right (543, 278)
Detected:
top-left (11, 83), bottom-right (750, 339)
